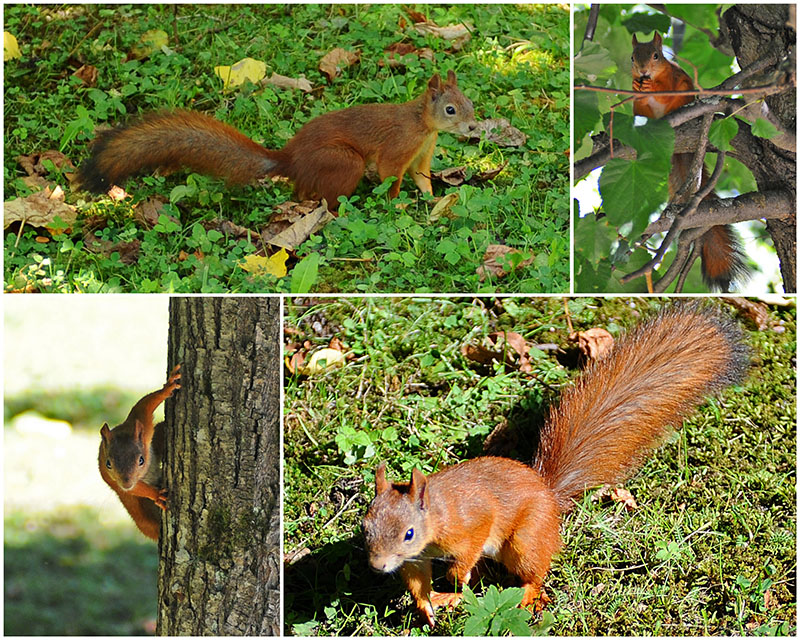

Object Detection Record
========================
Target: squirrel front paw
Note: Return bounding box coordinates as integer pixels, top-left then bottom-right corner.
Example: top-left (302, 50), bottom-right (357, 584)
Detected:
top-left (153, 488), bottom-right (168, 511)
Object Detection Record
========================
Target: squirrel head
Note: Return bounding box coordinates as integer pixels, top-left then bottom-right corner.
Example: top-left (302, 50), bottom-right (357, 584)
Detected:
top-left (363, 463), bottom-right (433, 573)
top-left (426, 70), bottom-right (478, 136)
top-left (100, 420), bottom-right (150, 490)
top-left (631, 31), bottom-right (664, 80)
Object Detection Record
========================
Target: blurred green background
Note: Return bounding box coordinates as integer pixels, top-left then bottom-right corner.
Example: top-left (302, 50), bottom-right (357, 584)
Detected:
top-left (4, 296), bottom-right (169, 634)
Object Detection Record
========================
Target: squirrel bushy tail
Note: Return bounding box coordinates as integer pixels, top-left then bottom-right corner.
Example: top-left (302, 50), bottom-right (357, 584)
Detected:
top-left (78, 110), bottom-right (280, 194)
top-left (534, 304), bottom-right (749, 511)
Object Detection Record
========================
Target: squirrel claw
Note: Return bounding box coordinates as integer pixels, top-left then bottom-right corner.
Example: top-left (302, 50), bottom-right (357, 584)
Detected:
top-left (154, 488), bottom-right (168, 510)
top-left (430, 590), bottom-right (463, 610)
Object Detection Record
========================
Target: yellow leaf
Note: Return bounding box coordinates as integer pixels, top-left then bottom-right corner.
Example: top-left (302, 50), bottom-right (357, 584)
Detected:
top-left (299, 348), bottom-right (346, 375)
top-left (214, 57), bottom-right (267, 89)
top-left (130, 29), bottom-right (168, 60)
top-left (4, 31), bottom-right (21, 61)
top-left (240, 249), bottom-right (288, 278)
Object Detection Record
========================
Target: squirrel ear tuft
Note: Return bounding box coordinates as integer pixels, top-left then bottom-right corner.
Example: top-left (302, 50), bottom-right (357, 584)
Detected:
top-left (653, 31), bottom-right (662, 47)
top-left (375, 462), bottom-right (390, 494)
top-left (446, 70), bottom-right (457, 86)
top-left (100, 423), bottom-right (111, 440)
top-left (632, 34), bottom-right (639, 46)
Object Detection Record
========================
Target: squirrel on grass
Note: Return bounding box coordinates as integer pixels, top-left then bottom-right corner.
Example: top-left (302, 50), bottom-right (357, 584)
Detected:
top-left (363, 304), bottom-right (749, 627)
top-left (78, 71), bottom-right (477, 209)
top-left (99, 365), bottom-right (181, 540)
top-left (631, 31), bottom-right (750, 291)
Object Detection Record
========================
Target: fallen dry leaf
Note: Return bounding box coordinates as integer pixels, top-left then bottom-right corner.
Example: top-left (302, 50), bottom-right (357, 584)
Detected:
top-left (722, 297), bottom-right (769, 330)
top-left (72, 64), bottom-right (98, 87)
top-left (466, 118), bottom-right (527, 147)
top-left (412, 22), bottom-right (472, 50)
top-left (380, 42), bottom-right (434, 67)
top-left (262, 72), bottom-right (313, 93)
top-left (298, 347), bottom-right (346, 375)
top-left (4, 187), bottom-right (77, 229)
top-left (476, 244), bottom-right (534, 281)
top-left (319, 47), bottom-right (360, 82)
top-left (133, 196), bottom-right (169, 229)
top-left (265, 202), bottom-right (334, 250)
top-left (427, 191), bottom-right (459, 222)
top-left (431, 163), bottom-right (507, 187)
top-left (16, 150), bottom-right (75, 177)
top-left (610, 487), bottom-right (638, 510)
top-left (569, 327), bottom-right (614, 362)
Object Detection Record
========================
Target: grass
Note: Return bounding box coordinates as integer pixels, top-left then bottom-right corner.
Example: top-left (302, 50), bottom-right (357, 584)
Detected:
top-left (283, 297), bottom-right (796, 636)
top-left (4, 4), bottom-right (569, 293)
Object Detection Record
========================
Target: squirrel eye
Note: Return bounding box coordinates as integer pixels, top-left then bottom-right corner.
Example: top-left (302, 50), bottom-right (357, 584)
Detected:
top-left (139, 455), bottom-right (145, 466)
top-left (653, 52), bottom-right (659, 60)
top-left (445, 105), bottom-right (456, 116)
top-left (106, 459), bottom-right (112, 469)
top-left (404, 528), bottom-right (414, 542)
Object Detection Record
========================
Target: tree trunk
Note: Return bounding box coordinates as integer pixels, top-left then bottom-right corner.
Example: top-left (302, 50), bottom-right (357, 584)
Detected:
top-left (157, 297), bottom-right (281, 635)
top-left (723, 4), bottom-right (796, 291)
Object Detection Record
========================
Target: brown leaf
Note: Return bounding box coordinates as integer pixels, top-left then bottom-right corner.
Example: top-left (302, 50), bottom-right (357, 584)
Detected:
top-left (265, 202), bottom-right (334, 250)
top-left (403, 8), bottom-right (428, 23)
top-left (4, 187), bottom-right (77, 229)
top-left (16, 150), bottom-right (76, 177)
top-left (380, 42), bottom-right (434, 67)
top-left (610, 487), bottom-right (638, 510)
top-left (460, 343), bottom-right (504, 366)
top-left (569, 327), bottom-right (614, 362)
top-left (723, 296), bottom-right (770, 330)
top-left (319, 48), bottom-right (360, 82)
top-left (328, 336), bottom-right (345, 351)
top-left (465, 118), bottom-right (527, 147)
top-left (431, 163), bottom-right (507, 187)
top-left (133, 196), bottom-right (169, 229)
top-left (412, 22), bottom-right (472, 50)
top-left (476, 244), bottom-right (534, 281)
top-left (262, 72), bottom-right (313, 93)
top-left (72, 64), bottom-right (98, 87)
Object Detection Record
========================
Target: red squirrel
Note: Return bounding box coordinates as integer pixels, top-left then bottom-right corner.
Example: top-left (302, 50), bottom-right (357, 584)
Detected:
top-left (99, 365), bottom-right (181, 540)
top-left (78, 71), bottom-right (477, 208)
top-left (363, 304), bottom-right (748, 626)
top-left (631, 32), bottom-right (750, 291)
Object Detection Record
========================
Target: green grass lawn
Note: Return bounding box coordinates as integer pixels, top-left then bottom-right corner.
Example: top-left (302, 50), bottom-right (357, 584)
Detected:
top-left (4, 4), bottom-right (569, 293)
top-left (283, 297), bottom-right (796, 636)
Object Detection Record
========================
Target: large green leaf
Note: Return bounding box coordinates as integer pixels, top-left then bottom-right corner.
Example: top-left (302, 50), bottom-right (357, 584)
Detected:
top-left (600, 156), bottom-right (667, 237)
top-left (574, 89), bottom-right (600, 141)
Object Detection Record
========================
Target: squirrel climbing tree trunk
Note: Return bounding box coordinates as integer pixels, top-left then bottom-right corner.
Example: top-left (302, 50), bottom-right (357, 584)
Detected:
top-left (157, 297), bottom-right (281, 635)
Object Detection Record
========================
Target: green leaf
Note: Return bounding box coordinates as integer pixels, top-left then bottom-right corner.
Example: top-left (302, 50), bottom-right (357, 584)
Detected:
top-left (751, 117), bottom-right (779, 140)
top-left (574, 89), bottom-right (600, 141)
top-left (574, 212), bottom-right (617, 265)
top-left (604, 112), bottom-right (674, 170)
top-left (290, 252), bottom-right (320, 293)
top-left (623, 13), bottom-right (672, 35)
top-left (574, 41), bottom-right (617, 80)
top-left (709, 118), bottom-right (738, 152)
top-left (600, 157), bottom-right (667, 237)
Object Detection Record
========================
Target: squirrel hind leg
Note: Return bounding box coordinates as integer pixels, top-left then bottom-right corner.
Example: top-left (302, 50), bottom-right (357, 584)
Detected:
top-left (291, 147), bottom-right (365, 208)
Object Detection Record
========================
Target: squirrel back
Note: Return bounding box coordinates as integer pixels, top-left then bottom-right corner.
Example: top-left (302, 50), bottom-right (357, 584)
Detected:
top-left (534, 303), bottom-right (749, 510)
top-left (78, 71), bottom-right (476, 207)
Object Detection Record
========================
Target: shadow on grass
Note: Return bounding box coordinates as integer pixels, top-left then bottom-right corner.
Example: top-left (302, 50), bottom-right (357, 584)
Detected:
top-left (4, 506), bottom-right (158, 635)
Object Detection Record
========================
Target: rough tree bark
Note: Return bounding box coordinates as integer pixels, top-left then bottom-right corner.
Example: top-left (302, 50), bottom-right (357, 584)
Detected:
top-left (157, 297), bottom-right (280, 635)
top-left (723, 4), bottom-right (796, 291)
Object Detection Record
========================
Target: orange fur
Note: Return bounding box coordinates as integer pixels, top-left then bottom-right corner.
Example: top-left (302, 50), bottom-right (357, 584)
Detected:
top-left (99, 365), bottom-right (180, 540)
top-left (631, 32), bottom-right (750, 290)
top-left (364, 304), bottom-right (749, 626)
top-left (79, 72), bottom-right (476, 209)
